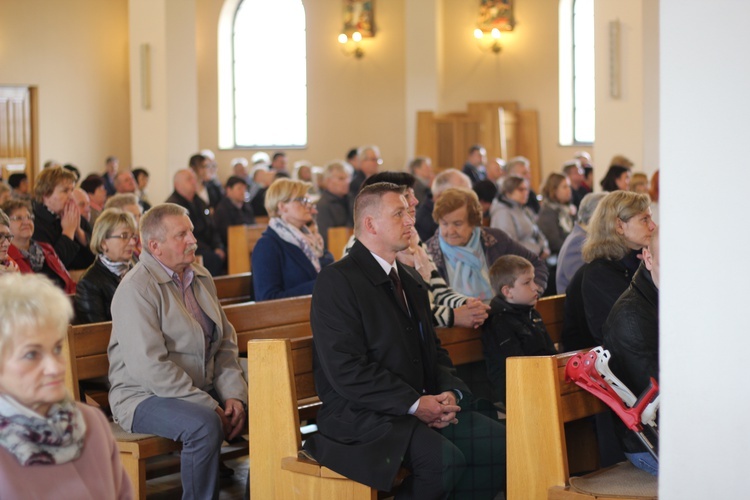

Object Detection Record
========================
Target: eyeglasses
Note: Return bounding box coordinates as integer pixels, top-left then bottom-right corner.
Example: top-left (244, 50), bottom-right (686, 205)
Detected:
top-left (0, 233), bottom-right (13, 243)
top-left (291, 197), bottom-right (316, 209)
top-left (9, 215), bottom-right (34, 222)
top-left (106, 232), bottom-right (137, 241)
top-left (365, 157), bottom-right (384, 165)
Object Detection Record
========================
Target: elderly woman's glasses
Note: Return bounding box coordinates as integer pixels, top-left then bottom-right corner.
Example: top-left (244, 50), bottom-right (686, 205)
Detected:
top-left (107, 232), bottom-right (137, 241)
top-left (0, 233), bottom-right (13, 242)
top-left (9, 215), bottom-right (34, 222)
top-left (291, 197), bottom-right (316, 209)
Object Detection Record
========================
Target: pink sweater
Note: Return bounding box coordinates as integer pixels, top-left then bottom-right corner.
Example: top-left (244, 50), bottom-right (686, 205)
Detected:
top-left (0, 403), bottom-right (132, 499)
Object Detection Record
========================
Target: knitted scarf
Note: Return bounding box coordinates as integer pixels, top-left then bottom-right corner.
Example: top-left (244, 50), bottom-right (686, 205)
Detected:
top-left (0, 395), bottom-right (86, 466)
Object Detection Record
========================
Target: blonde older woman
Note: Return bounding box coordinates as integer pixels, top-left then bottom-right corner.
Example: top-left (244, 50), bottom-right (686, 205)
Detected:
top-left (0, 210), bottom-right (20, 274)
top-left (252, 178), bottom-right (333, 301)
top-left (74, 209), bottom-right (138, 324)
top-left (0, 273), bottom-right (132, 498)
top-left (425, 188), bottom-right (548, 301)
top-left (579, 191), bottom-right (656, 343)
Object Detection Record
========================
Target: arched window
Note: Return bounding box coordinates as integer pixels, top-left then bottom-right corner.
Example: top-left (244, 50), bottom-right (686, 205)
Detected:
top-left (219, 0), bottom-right (307, 149)
top-left (559, 0), bottom-right (594, 145)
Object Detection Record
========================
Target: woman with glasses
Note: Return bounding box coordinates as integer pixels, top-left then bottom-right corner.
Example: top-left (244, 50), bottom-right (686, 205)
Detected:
top-left (0, 209), bottom-right (20, 274)
top-left (2, 200), bottom-right (75, 293)
top-left (74, 208), bottom-right (138, 324)
top-left (252, 178), bottom-right (333, 301)
top-left (490, 175), bottom-right (550, 259)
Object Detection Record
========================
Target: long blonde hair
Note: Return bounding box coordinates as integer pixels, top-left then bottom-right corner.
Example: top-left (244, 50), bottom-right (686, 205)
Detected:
top-left (582, 191), bottom-right (651, 262)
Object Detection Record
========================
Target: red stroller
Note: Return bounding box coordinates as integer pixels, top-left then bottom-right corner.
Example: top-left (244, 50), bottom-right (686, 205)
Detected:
top-left (565, 347), bottom-right (659, 462)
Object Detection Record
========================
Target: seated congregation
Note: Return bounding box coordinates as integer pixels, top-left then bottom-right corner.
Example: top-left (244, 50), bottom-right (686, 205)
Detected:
top-left (0, 145), bottom-right (660, 499)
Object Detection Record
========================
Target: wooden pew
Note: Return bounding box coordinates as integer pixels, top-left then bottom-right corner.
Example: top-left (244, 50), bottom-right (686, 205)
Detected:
top-left (506, 351), bottom-right (658, 500)
top-left (214, 272), bottom-right (253, 305)
top-left (248, 338), bottom-right (377, 499)
top-left (326, 226), bottom-right (353, 261)
top-left (227, 223), bottom-right (267, 274)
top-left (245, 294), bottom-right (568, 499)
top-left (64, 322), bottom-right (248, 499)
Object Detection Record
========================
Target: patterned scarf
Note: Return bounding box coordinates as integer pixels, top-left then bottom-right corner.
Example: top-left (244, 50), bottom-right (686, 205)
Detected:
top-left (269, 217), bottom-right (322, 273)
top-left (546, 201), bottom-right (575, 235)
top-left (0, 395), bottom-right (86, 466)
top-left (99, 254), bottom-right (133, 278)
top-left (438, 227), bottom-right (494, 301)
top-left (18, 241), bottom-right (45, 272)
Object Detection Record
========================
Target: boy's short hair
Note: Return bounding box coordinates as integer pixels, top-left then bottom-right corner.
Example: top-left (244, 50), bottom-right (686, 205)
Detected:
top-left (490, 255), bottom-right (534, 295)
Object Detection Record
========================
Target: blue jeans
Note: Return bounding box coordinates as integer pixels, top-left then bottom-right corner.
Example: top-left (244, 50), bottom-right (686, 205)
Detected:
top-left (133, 396), bottom-right (224, 500)
top-left (625, 451), bottom-right (659, 476)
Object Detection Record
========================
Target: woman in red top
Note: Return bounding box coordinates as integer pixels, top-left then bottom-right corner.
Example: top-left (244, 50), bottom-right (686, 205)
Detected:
top-left (2, 200), bottom-right (75, 293)
top-left (0, 209), bottom-right (20, 274)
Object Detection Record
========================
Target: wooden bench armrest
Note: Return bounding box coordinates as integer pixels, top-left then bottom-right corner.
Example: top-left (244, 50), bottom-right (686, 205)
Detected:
top-left (280, 456), bottom-right (350, 480)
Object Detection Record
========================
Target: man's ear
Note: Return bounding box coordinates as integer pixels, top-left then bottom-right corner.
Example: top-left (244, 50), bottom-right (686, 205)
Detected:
top-left (364, 215), bottom-right (377, 236)
top-left (147, 239), bottom-right (160, 256)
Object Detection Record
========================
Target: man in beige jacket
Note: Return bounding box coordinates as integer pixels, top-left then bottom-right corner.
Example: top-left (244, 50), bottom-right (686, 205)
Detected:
top-left (107, 203), bottom-right (247, 500)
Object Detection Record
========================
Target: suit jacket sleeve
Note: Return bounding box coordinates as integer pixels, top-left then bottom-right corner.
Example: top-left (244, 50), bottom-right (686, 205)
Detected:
top-left (311, 266), bottom-right (423, 415)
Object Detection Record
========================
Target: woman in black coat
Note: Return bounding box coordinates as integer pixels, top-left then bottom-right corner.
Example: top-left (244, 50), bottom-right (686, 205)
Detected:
top-left (579, 191), bottom-right (656, 343)
top-left (74, 208), bottom-right (138, 323)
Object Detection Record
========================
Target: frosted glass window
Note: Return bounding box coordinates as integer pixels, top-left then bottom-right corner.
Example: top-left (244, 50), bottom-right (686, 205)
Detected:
top-left (233, 0), bottom-right (307, 147)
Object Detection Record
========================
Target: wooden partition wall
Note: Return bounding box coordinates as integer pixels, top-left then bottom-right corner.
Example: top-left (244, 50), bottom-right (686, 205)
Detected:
top-left (415, 101), bottom-right (541, 190)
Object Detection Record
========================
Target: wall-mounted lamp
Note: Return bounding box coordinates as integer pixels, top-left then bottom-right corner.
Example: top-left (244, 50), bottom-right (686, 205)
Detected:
top-left (473, 28), bottom-right (502, 54)
top-left (338, 31), bottom-right (364, 59)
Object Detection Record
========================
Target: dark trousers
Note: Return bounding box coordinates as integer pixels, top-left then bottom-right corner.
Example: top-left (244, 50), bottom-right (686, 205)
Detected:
top-left (397, 409), bottom-right (506, 500)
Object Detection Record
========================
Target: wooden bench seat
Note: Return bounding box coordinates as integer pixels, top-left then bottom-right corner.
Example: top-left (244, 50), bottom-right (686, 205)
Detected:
top-left (506, 351), bottom-right (658, 500)
top-left (249, 338), bottom-right (378, 499)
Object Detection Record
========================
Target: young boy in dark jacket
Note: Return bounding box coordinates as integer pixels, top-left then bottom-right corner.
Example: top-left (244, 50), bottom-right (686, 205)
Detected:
top-left (482, 255), bottom-right (557, 405)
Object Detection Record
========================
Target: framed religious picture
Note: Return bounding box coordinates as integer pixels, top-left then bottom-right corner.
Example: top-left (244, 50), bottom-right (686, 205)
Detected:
top-left (342, 0), bottom-right (375, 37)
top-left (477, 0), bottom-right (515, 32)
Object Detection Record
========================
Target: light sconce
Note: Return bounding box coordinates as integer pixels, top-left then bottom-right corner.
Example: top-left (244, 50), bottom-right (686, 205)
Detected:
top-left (473, 28), bottom-right (502, 54)
top-left (338, 31), bottom-right (364, 59)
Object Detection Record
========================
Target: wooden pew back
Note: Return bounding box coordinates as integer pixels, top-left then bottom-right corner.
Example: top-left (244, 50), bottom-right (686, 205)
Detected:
top-left (327, 226), bottom-right (353, 261)
top-left (214, 272), bottom-right (253, 305)
top-left (506, 350), bottom-right (658, 500)
top-left (227, 224), bottom-right (267, 274)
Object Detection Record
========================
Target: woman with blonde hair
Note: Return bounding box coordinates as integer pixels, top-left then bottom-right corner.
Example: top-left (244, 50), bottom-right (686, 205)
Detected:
top-left (74, 208), bottom-right (138, 323)
top-left (0, 273), bottom-right (131, 498)
top-left (252, 178), bottom-right (333, 300)
top-left (580, 191), bottom-right (656, 342)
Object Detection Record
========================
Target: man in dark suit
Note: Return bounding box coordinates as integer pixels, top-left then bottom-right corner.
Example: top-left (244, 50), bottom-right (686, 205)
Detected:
top-left (462, 144), bottom-right (487, 185)
top-left (213, 176), bottom-right (255, 248)
top-left (305, 182), bottom-right (506, 498)
top-left (166, 169), bottom-right (225, 276)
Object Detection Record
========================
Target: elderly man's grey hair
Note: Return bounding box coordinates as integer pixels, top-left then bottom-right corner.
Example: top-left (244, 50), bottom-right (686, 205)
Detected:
top-left (505, 156), bottom-right (530, 174)
top-left (139, 203), bottom-right (189, 251)
top-left (105, 193), bottom-right (139, 211)
top-left (0, 273), bottom-right (73, 361)
top-left (431, 169), bottom-right (472, 198)
top-left (577, 192), bottom-right (607, 226)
